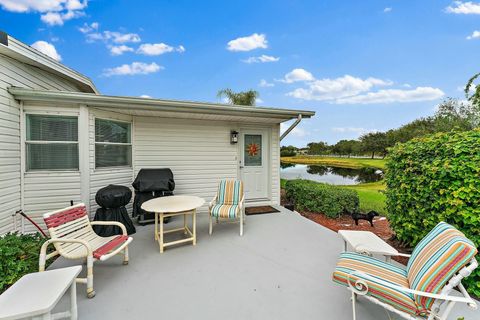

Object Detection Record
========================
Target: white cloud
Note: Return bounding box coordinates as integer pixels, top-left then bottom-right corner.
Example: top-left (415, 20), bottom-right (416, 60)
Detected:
top-left (0, 0), bottom-right (88, 25)
top-left (280, 123), bottom-right (308, 137)
top-left (31, 40), bottom-right (62, 61)
top-left (467, 30), bottom-right (480, 39)
top-left (103, 62), bottom-right (162, 76)
top-left (259, 79), bottom-right (274, 87)
top-left (40, 9), bottom-right (84, 26)
top-left (334, 87), bottom-right (445, 104)
top-left (279, 68), bottom-right (315, 83)
top-left (255, 98), bottom-right (264, 104)
top-left (332, 127), bottom-right (378, 134)
top-left (109, 45), bottom-right (134, 56)
top-left (227, 33), bottom-right (268, 52)
top-left (79, 21), bottom-right (99, 33)
top-left (85, 30), bottom-right (141, 43)
top-left (137, 43), bottom-right (185, 55)
top-left (242, 54), bottom-right (279, 63)
top-left (445, 1), bottom-right (480, 14)
top-left (287, 74), bottom-right (392, 100)
top-left (384, 7), bottom-right (392, 12)
top-left (140, 94), bottom-right (152, 98)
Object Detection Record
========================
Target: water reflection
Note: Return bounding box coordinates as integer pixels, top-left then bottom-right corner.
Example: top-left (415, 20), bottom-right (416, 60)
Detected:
top-left (280, 162), bottom-right (382, 185)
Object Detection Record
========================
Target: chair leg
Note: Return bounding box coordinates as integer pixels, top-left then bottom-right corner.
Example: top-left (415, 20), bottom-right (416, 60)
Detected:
top-left (351, 291), bottom-right (357, 320)
top-left (240, 212), bottom-right (243, 236)
top-left (209, 214), bottom-right (213, 235)
top-left (86, 255), bottom-right (95, 298)
top-left (123, 246), bottom-right (129, 265)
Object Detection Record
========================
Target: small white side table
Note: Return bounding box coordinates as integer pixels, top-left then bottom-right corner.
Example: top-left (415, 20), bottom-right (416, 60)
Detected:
top-left (338, 230), bottom-right (398, 262)
top-left (0, 266), bottom-right (82, 320)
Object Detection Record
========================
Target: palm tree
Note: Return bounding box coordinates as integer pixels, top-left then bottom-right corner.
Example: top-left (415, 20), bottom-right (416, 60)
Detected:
top-left (217, 88), bottom-right (259, 106)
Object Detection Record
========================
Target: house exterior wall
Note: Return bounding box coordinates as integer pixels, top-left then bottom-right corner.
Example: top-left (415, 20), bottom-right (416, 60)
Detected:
top-left (0, 53), bottom-right (84, 233)
top-left (133, 116), bottom-right (280, 214)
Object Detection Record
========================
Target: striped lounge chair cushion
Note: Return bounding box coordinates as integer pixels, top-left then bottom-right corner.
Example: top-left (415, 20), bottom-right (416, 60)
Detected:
top-left (211, 204), bottom-right (239, 219)
top-left (217, 180), bottom-right (243, 205)
top-left (333, 252), bottom-right (421, 316)
top-left (407, 222), bottom-right (477, 313)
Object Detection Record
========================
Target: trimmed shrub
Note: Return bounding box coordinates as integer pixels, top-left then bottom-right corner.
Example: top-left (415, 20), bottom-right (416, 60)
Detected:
top-left (385, 129), bottom-right (480, 295)
top-left (0, 232), bottom-right (47, 293)
top-left (285, 179), bottom-right (359, 218)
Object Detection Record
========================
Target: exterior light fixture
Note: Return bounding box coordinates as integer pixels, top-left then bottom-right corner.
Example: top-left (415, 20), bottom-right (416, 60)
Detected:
top-left (230, 130), bottom-right (239, 144)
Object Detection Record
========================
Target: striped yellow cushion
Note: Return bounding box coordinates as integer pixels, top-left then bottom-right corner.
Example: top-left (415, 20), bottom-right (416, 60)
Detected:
top-left (217, 180), bottom-right (243, 205)
top-left (211, 204), bottom-right (239, 219)
top-left (333, 252), bottom-right (421, 316)
top-left (407, 222), bottom-right (477, 312)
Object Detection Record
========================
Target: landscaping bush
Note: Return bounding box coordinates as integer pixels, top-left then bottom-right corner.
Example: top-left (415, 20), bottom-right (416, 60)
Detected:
top-left (285, 179), bottom-right (359, 218)
top-left (0, 232), bottom-right (47, 293)
top-left (385, 129), bottom-right (480, 295)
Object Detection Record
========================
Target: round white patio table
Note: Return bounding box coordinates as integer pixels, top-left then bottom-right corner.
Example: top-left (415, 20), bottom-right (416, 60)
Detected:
top-left (142, 195), bottom-right (205, 253)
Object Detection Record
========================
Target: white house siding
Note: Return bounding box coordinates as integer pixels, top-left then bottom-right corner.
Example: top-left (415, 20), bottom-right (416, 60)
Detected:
top-left (134, 116), bottom-right (280, 214)
top-left (88, 109), bottom-right (133, 216)
top-left (271, 123), bottom-right (281, 205)
top-left (0, 53), bottom-right (84, 233)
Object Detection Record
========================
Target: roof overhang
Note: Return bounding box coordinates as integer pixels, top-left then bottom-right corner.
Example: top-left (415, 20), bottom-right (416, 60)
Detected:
top-left (0, 32), bottom-right (98, 94)
top-left (8, 87), bottom-right (315, 123)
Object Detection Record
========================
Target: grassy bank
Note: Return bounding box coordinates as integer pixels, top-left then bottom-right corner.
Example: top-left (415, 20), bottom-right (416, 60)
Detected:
top-left (281, 156), bottom-right (386, 170)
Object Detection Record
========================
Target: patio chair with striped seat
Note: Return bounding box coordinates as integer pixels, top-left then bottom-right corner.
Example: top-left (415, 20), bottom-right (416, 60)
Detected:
top-left (39, 203), bottom-right (133, 298)
top-left (333, 222), bottom-right (478, 320)
top-left (209, 179), bottom-right (245, 236)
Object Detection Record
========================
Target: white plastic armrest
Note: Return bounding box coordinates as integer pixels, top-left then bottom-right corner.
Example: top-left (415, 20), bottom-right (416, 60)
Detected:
top-left (348, 271), bottom-right (477, 307)
top-left (39, 238), bottom-right (93, 271)
top-left (209, 195), bottom-right (217, 210)
top-left (239, 195), bottom-right (245, 210)
top-left (90, 221), bottom-right (127, 236)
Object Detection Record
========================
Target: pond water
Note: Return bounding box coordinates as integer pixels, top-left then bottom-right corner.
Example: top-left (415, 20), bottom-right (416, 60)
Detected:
top-left (280, 162), bottom-right (383, 185)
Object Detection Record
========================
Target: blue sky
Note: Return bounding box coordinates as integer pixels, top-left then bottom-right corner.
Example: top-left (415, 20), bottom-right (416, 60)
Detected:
top-left (1, 1), bottom-right (479, 147)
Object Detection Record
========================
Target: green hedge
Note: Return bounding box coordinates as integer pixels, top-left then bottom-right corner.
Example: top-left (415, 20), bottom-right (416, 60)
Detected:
top-left (0, 232), bottom-right (47, 294)
top-left (285, 179), bottom-right (359, 218)
top-left (385, 129), bottom-right (480, 295)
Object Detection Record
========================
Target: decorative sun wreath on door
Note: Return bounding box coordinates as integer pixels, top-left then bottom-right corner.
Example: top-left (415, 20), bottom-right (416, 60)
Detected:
top-left (247, 143), bottom-right (260, 157)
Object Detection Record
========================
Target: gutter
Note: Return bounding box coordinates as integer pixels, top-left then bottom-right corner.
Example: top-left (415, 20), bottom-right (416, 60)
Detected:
top-left (280, 114), bottom-right (303, 141)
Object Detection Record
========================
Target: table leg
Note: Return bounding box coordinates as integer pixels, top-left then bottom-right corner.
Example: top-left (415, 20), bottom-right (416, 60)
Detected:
top-left (70, 280), bottom-right (78, 320)
top-left (385, 256), bottom-right (391, 263)
top-left (343, 239), bottom-right (348, 252)
top-left (192, 209), bottom-right (196, 246)
top-left (159, 213), bottom-right (164, 253)
top-left (183, 213), bottom-right (187, 235)
top-left (154, 212), bottom-right (158, 241)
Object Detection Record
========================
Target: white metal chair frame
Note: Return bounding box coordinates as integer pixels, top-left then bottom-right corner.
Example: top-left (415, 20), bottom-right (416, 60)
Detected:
top-left (208, 194), bottom-right (245, 236)
top-left (346, 253), bottom-right (478, 320)
top-left (39, 203), bottom-right (133, 298)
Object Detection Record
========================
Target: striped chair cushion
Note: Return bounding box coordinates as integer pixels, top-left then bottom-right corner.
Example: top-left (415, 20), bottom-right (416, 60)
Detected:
top-left (217, 180), bottom-right (243, 205)
top-left (211, 204), bottom-right (240, 219)
top-left (333, 252), bottom-right (421, 316)
top-left (407, 222), bottom-right (477, 312)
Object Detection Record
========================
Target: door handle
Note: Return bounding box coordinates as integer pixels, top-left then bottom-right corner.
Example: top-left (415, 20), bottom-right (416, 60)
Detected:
top-left (239, 166), bottom-right (244, 169)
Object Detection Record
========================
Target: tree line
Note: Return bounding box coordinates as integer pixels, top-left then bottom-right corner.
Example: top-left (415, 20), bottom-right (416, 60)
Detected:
top-left (282, 74), bottom-right (480, 158)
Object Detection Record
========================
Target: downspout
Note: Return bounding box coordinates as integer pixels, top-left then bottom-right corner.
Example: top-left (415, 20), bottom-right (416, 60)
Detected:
top-left (280, 114), bottom-right (302, 141)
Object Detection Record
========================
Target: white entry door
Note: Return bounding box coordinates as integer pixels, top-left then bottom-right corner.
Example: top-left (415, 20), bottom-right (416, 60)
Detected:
top-left (239, 130), bottom-right (268, 200)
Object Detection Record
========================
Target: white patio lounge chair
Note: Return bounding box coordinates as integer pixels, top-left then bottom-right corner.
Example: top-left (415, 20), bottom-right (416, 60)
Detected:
top-left (333, 222), bottom-right (478, 320)
top-left (39, 203), bottom-right (133, 298)
top-left (209, 179), bottom-right (245, 236)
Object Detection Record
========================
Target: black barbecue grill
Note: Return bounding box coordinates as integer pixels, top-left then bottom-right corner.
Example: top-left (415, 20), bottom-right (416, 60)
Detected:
top-left (132, 168), bottom-right (175, 225)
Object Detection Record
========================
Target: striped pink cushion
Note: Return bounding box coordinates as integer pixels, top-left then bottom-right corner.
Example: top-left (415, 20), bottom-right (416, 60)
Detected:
top-left (407, 222), bottom-right (477, 312)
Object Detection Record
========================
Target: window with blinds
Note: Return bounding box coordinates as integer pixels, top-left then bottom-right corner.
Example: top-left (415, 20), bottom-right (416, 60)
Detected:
top-left (95, 119), bottom-right (132, 168)
top-left (26, 114), bottom-right (79, 171)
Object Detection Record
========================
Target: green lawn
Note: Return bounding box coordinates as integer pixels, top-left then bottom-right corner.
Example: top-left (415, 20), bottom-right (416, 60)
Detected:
top-left (281, 156), bottom-right (386, 170)
top-left (343, 181), bottom-right (386, 215)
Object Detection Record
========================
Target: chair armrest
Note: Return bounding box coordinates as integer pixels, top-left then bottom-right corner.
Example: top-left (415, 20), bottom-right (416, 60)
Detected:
top-left (239, 195), bottom-right (245, 210)
top-left (347, 271), bottom-right (477, 308)
top-left (209, 195), bottom-right (217, 209)
top-left (90, 221), bottom-right (127, 236)
top-left (39, 238), bottom-right (93, 271)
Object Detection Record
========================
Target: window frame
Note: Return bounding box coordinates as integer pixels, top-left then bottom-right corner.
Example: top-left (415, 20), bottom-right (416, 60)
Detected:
top-left (25, 113), bottom-right (80, 172)
top-left (94, 117), bottom-right (133, 170)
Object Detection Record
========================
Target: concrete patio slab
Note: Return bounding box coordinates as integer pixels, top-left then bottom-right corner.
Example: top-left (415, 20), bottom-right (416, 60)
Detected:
top-left (49, 207), bottom-right (479, 319)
